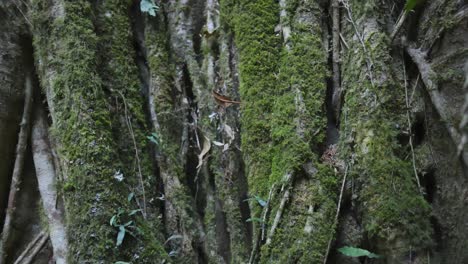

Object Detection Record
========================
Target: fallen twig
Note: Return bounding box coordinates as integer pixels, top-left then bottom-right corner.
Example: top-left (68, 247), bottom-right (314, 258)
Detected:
top-left (0, 73), bottom-right (33, 264)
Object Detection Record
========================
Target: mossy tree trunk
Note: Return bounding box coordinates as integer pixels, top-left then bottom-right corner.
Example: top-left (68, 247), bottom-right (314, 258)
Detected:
top-left (0, 0), bottom-right (467, 263)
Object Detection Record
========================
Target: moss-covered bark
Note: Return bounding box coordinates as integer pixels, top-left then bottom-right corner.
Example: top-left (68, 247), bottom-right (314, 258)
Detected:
top-left (2, 0), bottom-right (467, 263)
top-left (338, 0), bottom-right (433, 262)
top-left (31, 0), bottom-right (165, 262)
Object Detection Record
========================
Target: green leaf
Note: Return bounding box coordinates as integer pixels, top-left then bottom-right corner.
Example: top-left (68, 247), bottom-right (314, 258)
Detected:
top-left (405, 0), bottom-right (423, 12)
top-left (116, 226), bottom-right (126, 246)
top-left (127, 192), bottom-right (134, 202)
top-left (123, 221), bottom-right (133, 227)
top-left (110, 215), bottom-right (117, 227)
top-left (128, 209), bottom-right (142, 216)
top-left (115, 262), bottom-right (130, 264)
top-left (246, 217), bottom-right (263, 223)
top-left (338, 246), bottom-right (382, 258)
top-left (254, 195), bottom-right (267, 207)
top-left (140, 0), bottom-right (159, 16)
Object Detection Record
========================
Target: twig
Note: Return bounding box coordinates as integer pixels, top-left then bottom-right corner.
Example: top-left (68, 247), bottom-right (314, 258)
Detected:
top-left (390, 10), bottom-right (408, 41)
top-left (402, 55), bottom-right (422, 191)
top-left (339, 33), bottom-right (349, 50)
top-left (323, 165), bottom-right (348, 264)
top-left (265, 178), bottom-right (291, 246)
top-left (18, 234), bottom-right (49, 264)
top-left (13, 231), bottom-right (46, 264)
top-left (117, 91), bottom-right (147, 219)
top-left (0, 73), bottom-right (33, 264)
top-left (341, 0), bottom-right (375, 86)
top-left (12, 0), bottom-right (32, 27)
top-left (405, 46), bottom-right (468, 168)
top-left (261, 184), bottom-right (276, 242)
top-left (249, 184), bottom-right (276, 264)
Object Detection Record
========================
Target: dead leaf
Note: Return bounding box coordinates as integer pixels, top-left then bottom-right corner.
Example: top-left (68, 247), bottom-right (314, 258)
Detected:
top-left (224, 124), bottom-right (235, 141)
top-left (197, 132), bottom-right (211, 169)
top-left (212, 90), bottom-right (241, 108)
top-left (212, 141), bottom-right (224, 146)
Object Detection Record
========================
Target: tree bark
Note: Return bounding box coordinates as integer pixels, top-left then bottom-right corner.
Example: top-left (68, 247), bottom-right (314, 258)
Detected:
top-left (0, 0), bottom-right (467, 263)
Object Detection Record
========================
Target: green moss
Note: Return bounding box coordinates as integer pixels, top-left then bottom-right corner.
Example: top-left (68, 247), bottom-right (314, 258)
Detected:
top-left (31, 0), bottom-right (166, 262)
top-left (339, 0), bottom-right (433, 254)
top-left (230, 0), bottom-right (280, 197)
top-left (260, 165), bottom-right (338, 263)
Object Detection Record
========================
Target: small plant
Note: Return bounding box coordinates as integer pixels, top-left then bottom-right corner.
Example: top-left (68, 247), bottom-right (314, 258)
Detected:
top-left (140, 0), bottom-right (159, 16)
top-left (338, 246), bottom-right (382, 259)
top-left (147, 132), bottom-right (161, 145)
top-left (246, 217), bottom-right (263, 223)
top-left (109, 208), bottom-right (142, 246)
top-left (244, 195), bottom-right (267, 207)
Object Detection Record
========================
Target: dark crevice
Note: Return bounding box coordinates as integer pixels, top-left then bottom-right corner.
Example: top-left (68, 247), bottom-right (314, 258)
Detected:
top-left (430, 216), bottom-right (443, 252)
top-left (324, 4), bottom-right (340, 150)
top-left (129, 3), bottom-right (166, 220)
top-left (228, 34), bottom-right (253, 248)
top-left (190, 0), bottom-right (206, 65)
top-left (422, 169), bottom-right (436, 203)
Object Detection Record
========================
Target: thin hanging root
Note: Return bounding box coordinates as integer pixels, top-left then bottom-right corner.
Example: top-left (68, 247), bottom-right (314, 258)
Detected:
top-left (0, 73), bottom-right (33, 264)
top-left (248, 184), bottom-right (276, 264)
top-left (341, 0), bottom-right (375, 86)
top-left (402, 57), bottom-right (422, 191)
top-left (405, 46), bottom-right (468, 168)
top-left (323, 166), bottom-right (348, 264)
top-left (116, 90), bottom-right (147, 218)
top-left (390, 10), bottom-right (408, 41)
top-left (13, 231), bottom-right (46, 264)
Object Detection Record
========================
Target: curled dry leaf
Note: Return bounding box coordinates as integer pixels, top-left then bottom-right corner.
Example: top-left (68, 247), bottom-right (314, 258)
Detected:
top-left (197, 132), bottom-right (211, 169)
top-left (212, 90), bottom-right (241, 108)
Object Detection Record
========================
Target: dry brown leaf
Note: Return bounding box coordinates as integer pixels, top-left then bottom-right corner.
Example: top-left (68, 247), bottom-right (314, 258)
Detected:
top-left (197, 132), bottom-right (211, 169)
top-left (212, 90), bottom-right (241, 108)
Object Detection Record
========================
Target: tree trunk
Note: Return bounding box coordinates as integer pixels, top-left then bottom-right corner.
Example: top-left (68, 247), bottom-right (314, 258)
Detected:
top-left (0, 0), bottom-right (467, 263)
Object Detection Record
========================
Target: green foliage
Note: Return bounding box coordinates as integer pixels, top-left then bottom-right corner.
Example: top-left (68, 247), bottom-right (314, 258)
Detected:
top-left (147, 132), bottom-right (160, 145)
top-left (110, 208), bottom-right (142, 247)
top-left (246, 217), bottom-right (263, 223)
top-left (140, 0), bottom-right (159, 16)
top-left (338, 246), bottom-right (382, 258)
top-left (405, 0), bottom-right (423, 12)
top-left (244, 195), bottom-right (267, 207)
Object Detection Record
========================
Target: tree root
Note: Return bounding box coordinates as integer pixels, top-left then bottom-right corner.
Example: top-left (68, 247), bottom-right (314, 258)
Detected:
top-left (405, 46), bottom-right (468, 168)
top-left (15, 232), bottom-right (48, 264)
top-left (0, 72), bottom-right (33, 264)
top-left (331, 0), bottom-right (342, 121)
top-left (32, 102), bottom-right (68, 264)
top-left (13, 231), bottom-right (47, 264)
